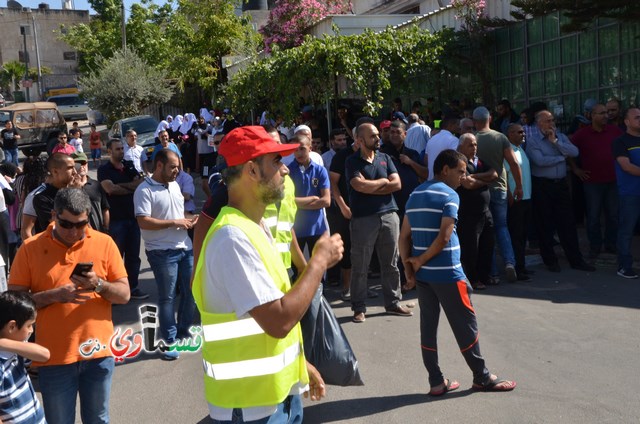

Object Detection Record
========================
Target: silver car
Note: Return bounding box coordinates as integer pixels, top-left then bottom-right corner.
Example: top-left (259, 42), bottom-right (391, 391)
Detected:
top-left (108, 115), bottom-right (160, 156)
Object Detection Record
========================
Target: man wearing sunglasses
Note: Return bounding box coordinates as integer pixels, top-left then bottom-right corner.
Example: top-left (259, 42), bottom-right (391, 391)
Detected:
top-left (9, 187), bottom-right (130, 423)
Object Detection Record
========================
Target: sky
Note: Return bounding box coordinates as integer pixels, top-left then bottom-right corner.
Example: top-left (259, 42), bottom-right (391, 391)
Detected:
top-left (14, 0), bottom-right (141, 15)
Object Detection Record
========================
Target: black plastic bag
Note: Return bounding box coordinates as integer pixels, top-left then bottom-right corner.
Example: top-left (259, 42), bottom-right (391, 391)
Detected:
top-left (300, 285), bottom-right (364, 386)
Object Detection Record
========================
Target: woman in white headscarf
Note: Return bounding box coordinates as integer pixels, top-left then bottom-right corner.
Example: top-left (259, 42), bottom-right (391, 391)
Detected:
top-left (166, 115), bottom-right (173, 124)
top-left (199, 108), bottom-right (214, 123)
top-left (168, 114), bottom-right (183, 141)
top-left (154, 120), bottom-right (170, 139)
top-left (178, 113), bottom-right (198, 172)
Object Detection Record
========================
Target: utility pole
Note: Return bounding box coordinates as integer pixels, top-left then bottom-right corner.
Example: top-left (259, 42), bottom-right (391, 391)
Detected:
top-left (121, 1), bottom-right (126, 50)
top-left (31, 12), bottom-right (42, 100)
top-left (20, 25), bottom-right (30, 102)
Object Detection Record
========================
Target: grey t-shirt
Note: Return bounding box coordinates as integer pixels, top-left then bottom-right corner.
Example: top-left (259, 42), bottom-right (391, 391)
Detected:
top-left (476, 129), bottom-right (511, 191)
top-left (134, 177), bottom-right (192, 251)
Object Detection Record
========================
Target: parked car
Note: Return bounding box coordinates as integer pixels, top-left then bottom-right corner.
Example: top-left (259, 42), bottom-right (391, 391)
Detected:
top-left (46, 94), bottom-right (91, 120)
top-left (0, 102), bottom-right (67, 156)
top-left (108, 115), bottom-right (159, 157)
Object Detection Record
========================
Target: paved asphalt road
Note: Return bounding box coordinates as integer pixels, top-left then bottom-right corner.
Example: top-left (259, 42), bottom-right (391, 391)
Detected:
top-left (29, 122), bottom-right (640, 423)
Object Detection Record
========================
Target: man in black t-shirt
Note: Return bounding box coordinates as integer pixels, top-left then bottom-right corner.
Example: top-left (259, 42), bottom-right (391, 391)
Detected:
top-left (0, 120), bottom-right (21, 166)
top-left (456, 134), bottom-right (497, 290)
top-left (33, 154), bottom-right (77, 234)
top-left (345, 122), bottom-right (412, 323)
top-left (98, 139), bottom-right (147, 299)
top-left (71, 151), bottom-right (110, 233)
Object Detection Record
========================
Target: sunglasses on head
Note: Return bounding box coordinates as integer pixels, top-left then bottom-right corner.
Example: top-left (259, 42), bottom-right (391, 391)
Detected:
top-left (57, 217), bottom-right (89, 229)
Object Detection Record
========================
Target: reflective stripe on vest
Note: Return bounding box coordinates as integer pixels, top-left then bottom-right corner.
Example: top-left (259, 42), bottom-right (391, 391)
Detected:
top-left (202, 342), bottom-right (301, 380)
top-left (263, 176), bottom-right (297, 268)
top-left (202, 317), bottom-right (264, 342)
top-left (191, 206), bottom-right (308, 409)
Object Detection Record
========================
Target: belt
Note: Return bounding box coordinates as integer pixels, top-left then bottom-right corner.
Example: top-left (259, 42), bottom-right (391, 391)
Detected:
top-left (532, 176), bottom-right (566, 183)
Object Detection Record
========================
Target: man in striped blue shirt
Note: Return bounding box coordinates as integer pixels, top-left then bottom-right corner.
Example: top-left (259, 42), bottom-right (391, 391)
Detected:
top-left (399, 149), bottom-right (516, 395)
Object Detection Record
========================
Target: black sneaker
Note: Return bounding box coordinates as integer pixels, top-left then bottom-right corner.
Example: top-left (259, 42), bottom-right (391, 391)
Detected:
top-left (617, 268), bottom-right (638, 279)
top-left (571, 261), bottom-right (596, 272)
top-left (130, 289), bottom-right (150, 300)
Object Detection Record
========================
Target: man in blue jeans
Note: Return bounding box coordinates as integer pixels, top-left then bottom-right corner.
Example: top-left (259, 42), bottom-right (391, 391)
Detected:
top-left (1, 120), bottom-right (20, 166)
top-left (473, 106), bottom-right (523, 283)
top-left (134, 149), bottom-right (198, 359)
top-left (9, 188), bottom-right (131, 423)
top-left (612, 107), bottom-right (640, 278)
top-left (98, 139), bottom-right (147, 299)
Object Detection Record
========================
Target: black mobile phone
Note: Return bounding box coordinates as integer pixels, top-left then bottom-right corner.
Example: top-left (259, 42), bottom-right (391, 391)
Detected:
top-left (72, 262), bottom-right (93, 276)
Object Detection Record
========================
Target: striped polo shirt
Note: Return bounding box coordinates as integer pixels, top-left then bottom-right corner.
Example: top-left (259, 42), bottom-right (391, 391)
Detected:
top-left (0, 351), bottom-right (46, 423)
top-left (405, 180), bottom-right (466, 284)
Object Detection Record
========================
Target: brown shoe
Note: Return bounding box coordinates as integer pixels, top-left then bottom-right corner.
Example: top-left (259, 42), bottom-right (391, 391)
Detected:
top-left (353, 312), bottom-right (366, 323)
top-left (385, 305), bottom-right (413, 317)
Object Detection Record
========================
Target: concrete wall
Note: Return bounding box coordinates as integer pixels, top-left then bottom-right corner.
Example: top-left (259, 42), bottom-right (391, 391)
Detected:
top-left (0, 7), bottom-right (89, 76)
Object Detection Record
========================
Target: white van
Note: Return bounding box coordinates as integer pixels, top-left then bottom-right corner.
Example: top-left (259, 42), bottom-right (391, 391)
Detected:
top-left (46, 94), bottom-right (90, 120)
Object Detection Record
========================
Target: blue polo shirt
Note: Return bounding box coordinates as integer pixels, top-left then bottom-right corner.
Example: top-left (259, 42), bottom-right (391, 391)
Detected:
top-left (345, 151), bottom-right (398, 218)
top-left (288, 160), bottom-right (329, 238)
top-left (405, 180), bottom-right (466, 284)
top-left (613, 133), bottom-right (640, 196)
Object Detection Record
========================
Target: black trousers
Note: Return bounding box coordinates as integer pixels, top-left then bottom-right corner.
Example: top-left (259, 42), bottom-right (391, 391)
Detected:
top-left (457, 211), bottom-right (494, 285)
top-left (531, 176), bottom-right (583, 266)
top-left (417, 281), bottom-right (490, 387)
top-left (507, 199), bottom-right (532, 273)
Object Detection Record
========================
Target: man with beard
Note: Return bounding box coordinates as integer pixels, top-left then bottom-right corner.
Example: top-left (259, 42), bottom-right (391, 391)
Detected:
top-left (33, 153), bottom-right (78, 234)
top-left (192, 126), bottom-right (343, 422)
top-left (134, 150), bottom-right (198, 360)
top-left (345, 122), bottom-right (412, 323)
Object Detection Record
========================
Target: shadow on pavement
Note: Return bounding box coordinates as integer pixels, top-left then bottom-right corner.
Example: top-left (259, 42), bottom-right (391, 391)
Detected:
top-left (304, 392), bottom-right (470, 422)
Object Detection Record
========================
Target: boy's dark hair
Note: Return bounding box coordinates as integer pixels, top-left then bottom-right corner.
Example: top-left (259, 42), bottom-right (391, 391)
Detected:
top-left (0, 291), bottom-right (36, 329)
top-left (433, 149), bottom-right (466, 176)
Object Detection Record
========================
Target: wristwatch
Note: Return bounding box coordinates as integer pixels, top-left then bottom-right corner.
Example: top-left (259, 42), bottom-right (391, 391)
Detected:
top-left (94, 278), bottom-right (105, 293)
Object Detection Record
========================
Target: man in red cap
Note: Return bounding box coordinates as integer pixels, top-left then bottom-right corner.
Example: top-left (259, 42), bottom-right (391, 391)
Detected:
top-left (379, 120), bottom-right (392, 146)
top-left (191, 126), bottom-right (344, 423)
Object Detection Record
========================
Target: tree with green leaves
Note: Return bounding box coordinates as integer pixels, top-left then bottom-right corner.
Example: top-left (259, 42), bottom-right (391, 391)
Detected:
top-left (225, 25), bottom-right (444, 120)
top-left (511, 0), bottom-right (640, 32)
top-left (79, 48), bottom-right (173, 120)
top-left (60, 0), bottom-right (260, 96)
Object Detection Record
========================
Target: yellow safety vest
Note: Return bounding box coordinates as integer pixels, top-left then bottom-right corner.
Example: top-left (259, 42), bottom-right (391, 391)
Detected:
top-left (264, 175), bottom-right (297, 268)
top-left (192, 206), bottom-right (308, 408)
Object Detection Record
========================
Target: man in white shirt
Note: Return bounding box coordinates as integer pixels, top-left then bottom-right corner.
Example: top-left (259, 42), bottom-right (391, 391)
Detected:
top-left (123, 130), bottom-right (145, 174)
top-left (426, 117), bottom-right (460, 180)
top-left (134, 149), bottom-right (198, 360)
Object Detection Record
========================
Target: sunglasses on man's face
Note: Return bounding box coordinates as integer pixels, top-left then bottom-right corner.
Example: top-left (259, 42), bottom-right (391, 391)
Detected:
top-left (57, 217), bottom-right (89, 229)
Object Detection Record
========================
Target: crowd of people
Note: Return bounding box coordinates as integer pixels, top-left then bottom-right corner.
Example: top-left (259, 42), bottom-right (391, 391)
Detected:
top-left (0, 95), bottom-right (639, 422)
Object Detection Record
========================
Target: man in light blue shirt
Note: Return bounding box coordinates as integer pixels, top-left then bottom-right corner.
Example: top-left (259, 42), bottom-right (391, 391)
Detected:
top-left (505, 123), bottom-right (533, 281)
top-left (527, 111), bottom-right (595, 273)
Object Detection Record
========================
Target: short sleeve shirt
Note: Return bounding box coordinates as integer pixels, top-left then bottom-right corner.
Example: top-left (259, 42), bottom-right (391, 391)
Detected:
top-left (405, 180), bottom-right (466, 284)
top-left (288, 160), bottom-right (329, 237)
top-left (9, 226), bottom-right (127, 366)
top-left (134, 177), bottom-right (192, 251)
top-left (97, 161), bottom-right (139, 221)
top-left (613, 133), bottom-right (640, 196)
top-left (345, 151), bottom-right (398, 218)
top-left (476, 129), bottom-right (511, 191)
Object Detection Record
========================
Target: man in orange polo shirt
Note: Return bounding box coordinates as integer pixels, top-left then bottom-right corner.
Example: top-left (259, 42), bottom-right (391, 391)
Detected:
top-left (9, 188), bottom-right (130, 424)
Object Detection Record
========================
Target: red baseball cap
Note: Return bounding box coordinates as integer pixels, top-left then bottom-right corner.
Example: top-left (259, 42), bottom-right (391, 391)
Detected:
top-left (379, 120), bottom-right (392, 129)
top-left (219, 126), bottom-right (299, 167)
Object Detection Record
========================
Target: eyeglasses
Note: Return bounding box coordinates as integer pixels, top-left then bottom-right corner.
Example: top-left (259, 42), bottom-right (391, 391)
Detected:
top-left (57, 217), bottom-right (89, 229)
